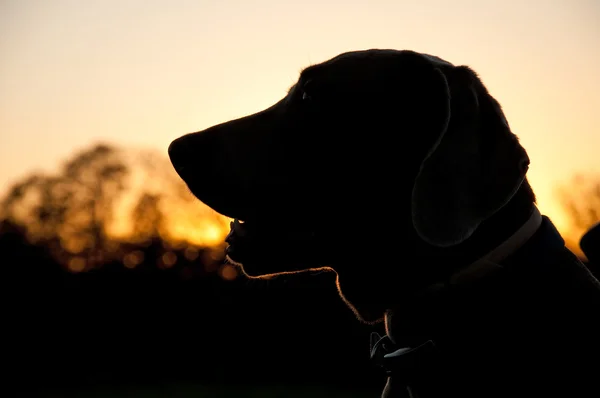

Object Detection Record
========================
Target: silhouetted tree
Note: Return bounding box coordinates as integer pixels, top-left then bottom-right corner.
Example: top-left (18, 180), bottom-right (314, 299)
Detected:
top-left (131, 193), bottom-right (164, 244)
top-left (1, 144), bottom-right (127, 269)
top-left (0, 143), bottom-right (229, 272)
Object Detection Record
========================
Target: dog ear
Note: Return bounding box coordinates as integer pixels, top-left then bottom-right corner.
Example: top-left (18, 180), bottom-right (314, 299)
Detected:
top-left (411, 66), bottom-right (530, 247)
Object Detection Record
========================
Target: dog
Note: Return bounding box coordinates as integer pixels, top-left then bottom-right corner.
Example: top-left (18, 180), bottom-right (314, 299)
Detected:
top-left (168, 49), bottom-right (600, 397)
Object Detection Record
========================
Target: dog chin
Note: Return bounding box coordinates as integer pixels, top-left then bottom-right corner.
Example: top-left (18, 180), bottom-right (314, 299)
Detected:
top-left (226, 253), bottom-right (336, 283)
top-left (225, 231), bottom-right (385, 324)
top-left (224, 254), bottom-right (262, 278)
top-left (224, 252), bottom-right (309, 278)
top-left (224, 217), bottom-right (327, 276)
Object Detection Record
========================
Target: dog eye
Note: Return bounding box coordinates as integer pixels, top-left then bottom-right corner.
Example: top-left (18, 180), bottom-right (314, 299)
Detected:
top-left (301, 79), bottom-right (314, 101)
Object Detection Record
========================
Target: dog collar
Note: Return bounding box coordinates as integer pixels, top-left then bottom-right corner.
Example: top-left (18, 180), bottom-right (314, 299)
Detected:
top-left (385, 205), bottom-right (543, 340)
top-left (435, 205), bottom-right (543, 288)
top-left (370, 206), bottom-right (544, 395)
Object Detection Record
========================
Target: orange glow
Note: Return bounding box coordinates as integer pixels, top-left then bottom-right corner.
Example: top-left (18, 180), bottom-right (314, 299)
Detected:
top-left (168, 220), bottom-right (229, 248)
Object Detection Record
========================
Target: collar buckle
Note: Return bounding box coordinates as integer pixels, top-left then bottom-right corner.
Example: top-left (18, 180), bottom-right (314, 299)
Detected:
top-left (370, 333), bottom-right (437, 379)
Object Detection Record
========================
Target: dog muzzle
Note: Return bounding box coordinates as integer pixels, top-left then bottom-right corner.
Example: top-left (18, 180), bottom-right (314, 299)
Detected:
top-left (224, 218), bottom-right (331, 272)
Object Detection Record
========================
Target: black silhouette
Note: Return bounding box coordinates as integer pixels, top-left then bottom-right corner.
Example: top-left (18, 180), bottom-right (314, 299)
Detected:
top-left (168, 49), bottom-right (600, 398)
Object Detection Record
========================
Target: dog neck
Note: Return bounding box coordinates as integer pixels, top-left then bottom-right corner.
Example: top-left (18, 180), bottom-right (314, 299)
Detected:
top-left (384, 204), bottom-right (543, 343)
top-left (417, 185), bottom-right (539, 272)
top-left (331, 185), bottom-right (538, 323)
top-left (427, 205), bottom-right (542, 292)
top-left (372, 206), bottom-right (569, 398)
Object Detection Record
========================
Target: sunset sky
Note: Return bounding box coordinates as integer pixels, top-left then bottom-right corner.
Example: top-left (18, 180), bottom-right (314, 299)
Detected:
top-left (1, 0), bottom-right (599, 246)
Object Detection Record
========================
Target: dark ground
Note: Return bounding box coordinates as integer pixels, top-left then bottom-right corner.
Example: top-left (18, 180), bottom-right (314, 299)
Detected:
top-left (2, 222), bottom-right (385, 397)
top-left (5, 219), bottom-right (597, 398)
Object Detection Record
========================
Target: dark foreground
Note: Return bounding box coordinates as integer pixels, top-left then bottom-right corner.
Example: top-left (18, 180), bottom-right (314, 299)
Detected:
top-left (39, 383), bottom-right (374, 398)
top-left (3, 227), bottom-right (384, 397)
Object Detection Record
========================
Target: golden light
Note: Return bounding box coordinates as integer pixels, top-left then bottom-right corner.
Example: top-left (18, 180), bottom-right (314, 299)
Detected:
top-left (202, 223), bottom-right (227, 246)
top-left (168, 220), bottom-right (229, 248)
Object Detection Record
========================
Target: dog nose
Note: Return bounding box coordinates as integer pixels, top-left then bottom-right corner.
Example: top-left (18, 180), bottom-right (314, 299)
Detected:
top-left (169, 131), bottom-right (224, 184)
top-left (168, 135), bottom-right (192, 176)
top-left (167, 129), bottom-right (249, 219)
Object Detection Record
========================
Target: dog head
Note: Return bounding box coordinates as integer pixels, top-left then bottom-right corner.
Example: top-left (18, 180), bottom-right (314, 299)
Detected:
top-left (168, 49), bottom-right (530, 320)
